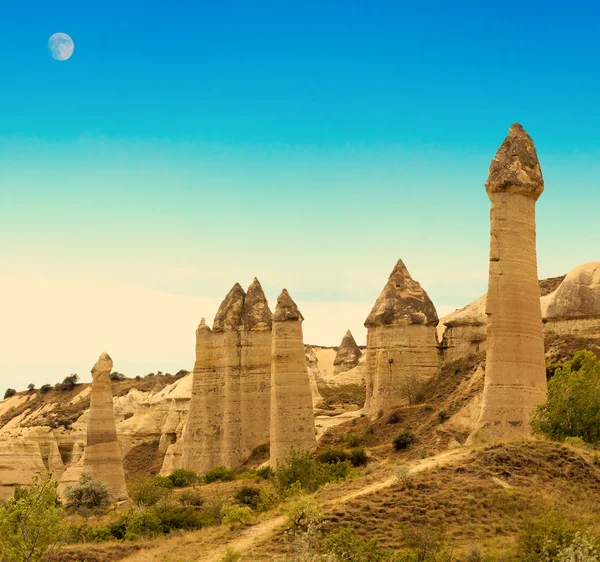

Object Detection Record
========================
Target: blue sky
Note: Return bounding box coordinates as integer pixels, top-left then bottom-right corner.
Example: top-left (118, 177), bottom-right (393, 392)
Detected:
top-left (1, 1), bottom-right (599, 387)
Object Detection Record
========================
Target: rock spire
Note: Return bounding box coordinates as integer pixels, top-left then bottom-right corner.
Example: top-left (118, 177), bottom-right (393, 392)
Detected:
top-left (333, 330), bottom-right (362, 374)
top-left (470, 123), bottom-right (547, 441)
top-left (270, 289), bottom-right (316, 466)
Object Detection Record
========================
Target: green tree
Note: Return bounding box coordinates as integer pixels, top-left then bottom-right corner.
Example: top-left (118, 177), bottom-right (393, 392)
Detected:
top-left (3, 388), bottom-right (16, 400)
top-left (0, 474), bottom-right (64, 562)
top-left (65, 472), bottom-right (112, 516)
top-left (531, 351), bottom-right (600, 446)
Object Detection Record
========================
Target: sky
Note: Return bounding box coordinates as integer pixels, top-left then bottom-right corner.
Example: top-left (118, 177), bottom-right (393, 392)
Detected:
top-left (1, 1), bottom-right (599, 389)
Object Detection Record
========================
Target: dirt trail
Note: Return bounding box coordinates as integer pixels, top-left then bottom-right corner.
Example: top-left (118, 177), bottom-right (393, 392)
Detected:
top-left (199, 447), bottom-right (471, 562)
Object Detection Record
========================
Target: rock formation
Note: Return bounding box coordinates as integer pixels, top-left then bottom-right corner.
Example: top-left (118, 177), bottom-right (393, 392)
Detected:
top-left (182, 280), bottom-right (272, 474)
top-left (82, 352), bottom-right (128, 499)
top-left (439, 295), bottom-right (487, 362)
top-left (305, 347), bottom-right (324, 407)
top-left (0, 439), bottom-right (47, 500)
top-left (333, 330), bottom-right (362, 374)
top-left (364, 259), bottom-right (439, 413)
top-left (270, 289), bottom-right (317, 466)
top-left (470, 123), bottom-right (547, 442)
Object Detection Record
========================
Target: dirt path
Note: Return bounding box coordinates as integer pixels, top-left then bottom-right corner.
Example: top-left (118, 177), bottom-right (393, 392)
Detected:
top-left (199, 447), bottom-right (470, 561)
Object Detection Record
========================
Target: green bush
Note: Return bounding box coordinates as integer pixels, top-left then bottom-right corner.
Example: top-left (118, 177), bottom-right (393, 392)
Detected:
top-left (131, 475), bottom-right (173, 507)
top-left (109, 371), bottom-right (126, 381)
top-left (120, 508), bottom-right (164, 540)
top-left (274, 449), bottom-right (353, 494)
top-left (349, 448), bottom-right (368, 467)
top-left (205, 466), bottom-right (236, 483)
top-left (178, 490), bottom-right (205, 507)
top-left (345, 433), bottom-right (360, 447)
top-left (221, 504), bottom-right (253, 529)
top-left (515, 510), bottom-right (598, 561)
top-left (167, 469), bottom-right (200, 488)
top-left (155, 503), bottom-right (205, 532)
top-left (3, 388), bottom-right (16, 400)
top-left (393, 431), bottom-right (417, 450)
top-left (0, 474), bottom-right (64, 561)
top-left (40, 384), bottom-right (52, 394)
top-left (531, 351), bottom-right (600, 446)
top-left (234, 486), bottom-right (262, 510)
top-left (255, 465), bottom-right (274, 480)
top-left (60, 374), bottom-right (79, 391)
top-left (65, 472), bottom-right (112, 516)
top-left (324, 525), bottom-right (395, 561)
top-left (317, 447), bottom-right (368, 467)
top-left (285, 495), bottom-right (323, 531)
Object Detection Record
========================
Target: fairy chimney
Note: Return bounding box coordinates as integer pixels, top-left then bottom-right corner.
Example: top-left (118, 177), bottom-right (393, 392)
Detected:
top-left (469, 123), bottom-right (547, 442)
top-left (270, 290), bottom-right (316, 466)
top-left (364, 260), bottom-right (439, 414)
top-left (333, 330), bottom-right (362, 374)
top-left (83, 352), bottom-right (128, 500)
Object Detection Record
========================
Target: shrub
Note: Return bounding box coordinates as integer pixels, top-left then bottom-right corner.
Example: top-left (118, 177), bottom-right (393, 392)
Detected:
top-left (65, 472), bottom-right (112, 516)
top-left (532, 351), bottom-right (600, 446)
top-left (155, 503), bottom-right (205, 532)
top-left (438, 410), bottom-right (450, 423)
top-left (40, 384), bottom-right (52, 394)
top-left (349, 448), bottom-right (368, 467)
top-left (345, 433), bottom-right (360, 447)
top-left (285, 495), bottom-right (323, 531)
top-left (135, 375), bottom-right (141, 381)
top-left (54, 383), bottom-right (63, 391)
top-left (396, 465), bottom-right (415, 489)
top-left (221, 549), bottom-right (242, 562)
top-left (393, 431), bottom-right (417, 450)
top-left (324, 525), bottom-right (395, 561)
top-left (120, 508), bottom-right (164, 540)
top-left (274, 449), bottom-right (353, 494)
top-left (109, 371), bottom-right (126, 381)
top-left (131, 476), bottom-right (173, 507)
top-left (255, 465), bottom-right (274, 480)
top-left (386, 411), bottom-right (402, 424)
top-left (221, 504), bottom-right (253, 529)
top-left (175, 369), bottom-right (190, 378)
top-left (0, 474), bottom-right (64, 561)
top-left (398, 374), bottom-right (425, 405)
top-left (27, 383), bottom-right (35, 392)
top-left (3, 388), bottom-right (16, 400)
top-left (179, 490), bottom-right (205, 507)
top-left (555, 533), bottom-right (600, 561)
top-left (318, 447), bottom-right (368, 468)
top-left (516, 510), bottom-right (595, 562)
top-left (167, 469), bottom-right (200, 488)
top-left (61, 374), bottom-right (79, 391)
top-left (205, 466), bottom-right (236, 483)
top-left (234, 486), bottom-right (262, 510)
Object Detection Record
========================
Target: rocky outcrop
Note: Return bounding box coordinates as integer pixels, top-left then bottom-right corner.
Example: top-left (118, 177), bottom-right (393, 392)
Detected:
top-left (270, 290), bottom-right (317, 466)
top-left (440, 295), bottom-right (487, 362)
top-left (543, 262), bottom-right (600, 338)
top-left (81, 352), bottom-right (128, 499)
top-left (305, 347), bottom-right (324, 407)
top-left (364, 259), bottom-right (439, 413)
top-left (182, 280), bottom-right (272, 474)
top-left (0, 439), bottom-right (47, 500)
top-left (333, 330), bottom-right (362, 374)
top-left (470, 124), bottom-right (547, 442)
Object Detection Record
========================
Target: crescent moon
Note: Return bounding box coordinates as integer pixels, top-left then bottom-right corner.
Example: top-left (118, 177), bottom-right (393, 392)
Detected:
top-left (48, 33), bottom-right (74, 61)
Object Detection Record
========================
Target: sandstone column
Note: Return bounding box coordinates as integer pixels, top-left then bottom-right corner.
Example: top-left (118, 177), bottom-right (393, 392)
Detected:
top-left (83, 352), bottom-right (127, 500)
top-left (470, 123), bottom-right (547, 441)
top-left (270, 289), bottom-right (317, 467)
top-left (239, 278), bottom-right (273, 458)
top-left (333, 330), bottom-right (362, 374)
top-left (364, 260), bottom-right (439, 414)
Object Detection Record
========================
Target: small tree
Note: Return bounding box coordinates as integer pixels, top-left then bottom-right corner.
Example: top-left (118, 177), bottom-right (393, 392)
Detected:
top-left (65, 472), bottom-right (112, 516)
top-left (27, 383), bottom-right (35, 392)
top-left (0, 474), bottom-right (64, 562)
top-left (40, 384), bottom-right (52, 394)
top-left (60, 374), bottom-right (79, 391)
top-left (398, 373), bottom-right (425, 405)
top-left (3, 388), bottom-right (16, 400)
top-left (109, 372), bottom-right (126, 381)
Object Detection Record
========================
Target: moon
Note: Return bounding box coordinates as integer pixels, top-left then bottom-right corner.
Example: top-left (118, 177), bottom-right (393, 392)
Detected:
top-left (48, 33), bottom-right (74, 61)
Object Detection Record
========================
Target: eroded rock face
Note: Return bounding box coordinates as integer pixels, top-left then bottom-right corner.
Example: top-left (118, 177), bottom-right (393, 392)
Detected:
top-left (270, 290), bottom-right (316, 466)
top-left (333, 330), bottom-right (362, 374)
top-left (440, 295), bottom-right (487, 362)
top-left (0, 439), bottom-right (47, 501)
top-left (81, 352), bottom-right (128, 499)
top-left (364, 260), bottom-right (439, 413)
top-left (470, 124), bottom-right (547, 442)
top-left (182, 280), bottom-right (273, 474)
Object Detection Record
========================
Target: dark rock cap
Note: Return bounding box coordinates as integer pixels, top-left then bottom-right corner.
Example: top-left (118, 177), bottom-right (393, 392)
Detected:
top-left (333, 330), bottom-right (362, 366)
top-left (485, 123), bottom-right (544, 199)
top-left (364, 260), bottom-right (439, 328)
top-left (273, 289), bottom-right (304, 322)
top-left (241, 278), bottom-right (273, 330)
top-left (212, 283), bottom-right (246, 331)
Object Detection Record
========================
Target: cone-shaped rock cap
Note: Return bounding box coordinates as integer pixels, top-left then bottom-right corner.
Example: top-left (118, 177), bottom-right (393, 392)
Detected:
top-left (273, 289), bottom-right (304, 322)
top-left (365, 259), bottom-right (438, 328)
top-left (213, 283), bottom-right (246, 332)
top-left (196, 317), bottom-right (212, 334)
top-left (241, 277), bottom-right (273, 329)
top-left (333, 330), bottom-right (362, 366)
top-left (485, 123), bottom-right (544, 199)
top-left (91, 352), bottom-right (113, 376)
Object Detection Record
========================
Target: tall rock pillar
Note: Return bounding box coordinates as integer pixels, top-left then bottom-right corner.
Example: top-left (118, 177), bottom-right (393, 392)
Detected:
top-left (83, 352), bottom-right (127, 500)
top-left (364, 260), bottom-right (439, 414)
top-left (270, 290), bottom-right (316, 467)
top-left (470, 123), bottom-right (547, 441)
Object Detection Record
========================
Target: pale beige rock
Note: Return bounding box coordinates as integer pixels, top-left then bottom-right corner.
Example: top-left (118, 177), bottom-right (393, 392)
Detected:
top-left (440, 295), bottom-right (487, 362)
top-left (82, 352), bottom-right (128, 499)
top-left (305, 347), bottom-right (324, 407)
top-left (0, 439), bottom-right (47, 501)
top-left (333, 330), bottom-right (362, 374)
top-left (470, 124), bottom-right (547, 442)
top-left (270, 290), bottom-right (317, 467)
top-left (364, 259), bottom-right (439, 413)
